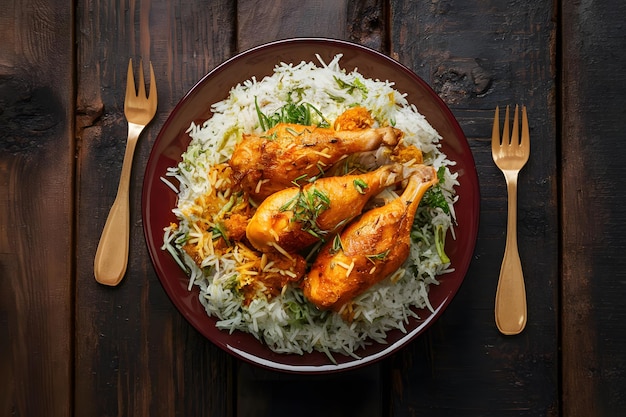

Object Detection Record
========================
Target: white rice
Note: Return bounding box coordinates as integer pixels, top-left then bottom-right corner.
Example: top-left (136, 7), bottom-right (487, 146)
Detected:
top-left (162, 54), bottom-right (459, 360)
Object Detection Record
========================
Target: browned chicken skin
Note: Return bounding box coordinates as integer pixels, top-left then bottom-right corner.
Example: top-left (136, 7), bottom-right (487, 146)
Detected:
top-left (238, 250), bottom-right (307, 305)
top-left (333, 106), bottom-right (375, 131)
top-left (246, 163), bottom-right (409, 254)
top-left (229, 123), bottom-right (402, 202)
top-left (302, 164), bottom-right (438, 311)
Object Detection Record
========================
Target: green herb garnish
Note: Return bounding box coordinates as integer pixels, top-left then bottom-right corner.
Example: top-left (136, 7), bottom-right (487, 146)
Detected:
top-left (331, 234), bottom-right (344, 254)
top-left (285, 126), bottom-right (303, 137)
top-left (279, 187), bottom-right (331, 241)
top-left (436, 165), bottom-right (446, 182)
top-left (291, 173), bottom-right (309, 187)
top-left (260, 132), bottom-right (278, 140)
top-left (421, 166), bottom-right (450, 214)
top-left (366, 249), bottom-right (390, 263)
top-left (334, 76), bottom-right (369, 98)
top-left (211, 222), bottom-right (231, 246)
top-left (353, 178), bottom-right (369, 194)
top-left (435, 224), bottom-right (450, 263)
top-left (285, 301), bottom-right (308, 325)
top-left (255, 94), bottom-right (329, 130)
top-left (307, 162), bottom-right (327, 183)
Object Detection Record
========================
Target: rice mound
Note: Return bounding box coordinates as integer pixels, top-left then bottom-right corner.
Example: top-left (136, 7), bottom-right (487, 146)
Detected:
top-left (162, 54), bottom-right (458, 360)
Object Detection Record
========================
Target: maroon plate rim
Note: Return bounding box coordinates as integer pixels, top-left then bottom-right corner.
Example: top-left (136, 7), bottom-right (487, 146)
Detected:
top-left (142, 38), bottom-right (480, 374)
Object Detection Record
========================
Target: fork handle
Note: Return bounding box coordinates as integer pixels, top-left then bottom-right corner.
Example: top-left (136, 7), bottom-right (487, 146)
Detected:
top-left (94, 123), bottom-right (143, 286)
top-left (494, 170), bottom-right (528, 335)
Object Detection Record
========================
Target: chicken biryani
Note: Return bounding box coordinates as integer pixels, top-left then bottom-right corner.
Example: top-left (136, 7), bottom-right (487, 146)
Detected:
top-left (162, 54), bottom-right (458, 360)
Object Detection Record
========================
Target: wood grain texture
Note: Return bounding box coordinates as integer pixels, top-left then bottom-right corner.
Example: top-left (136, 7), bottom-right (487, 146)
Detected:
top-left (234, 2), bottom-right (387, 415)
top-left (388, 1), bottom-right (559, 415)
top-left (237, 0), bottom-right (348, 51)
top-left (561, 1), bottom-right (626, 416)
top-left (346, 0), bottom-right (387, 51)
top-left (8, 0), bottom-right (626, 415)
top-left (74, 1), bottom-right (236, 416)
top-left (0, 1), bottom-right (74, 417)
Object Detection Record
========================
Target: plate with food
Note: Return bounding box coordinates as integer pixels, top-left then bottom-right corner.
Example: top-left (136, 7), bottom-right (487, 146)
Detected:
top-left (142, 38), bottom-right (479, 373)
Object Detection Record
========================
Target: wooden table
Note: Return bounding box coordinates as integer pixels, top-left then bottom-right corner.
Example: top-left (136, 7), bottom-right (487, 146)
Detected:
top-left (2, 1), bottom-right (625, 416)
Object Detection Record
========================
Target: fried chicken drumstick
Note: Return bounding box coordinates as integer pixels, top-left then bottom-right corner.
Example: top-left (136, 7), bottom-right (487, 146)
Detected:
top-left (302, 165), bottom-right (438, 311)
top-left (229, 123), bottom-right (402, 202)
top-left (246, 163), bottom-right (409, 254)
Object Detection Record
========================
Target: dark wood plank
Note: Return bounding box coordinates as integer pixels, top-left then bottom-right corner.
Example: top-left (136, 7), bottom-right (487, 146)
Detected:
top-left (561, 1), bottom-right (626, 416)
top-left (346, 0), bottom-right (387, 51)
top-left (387, 1), bottom-right (559, 415)
top-left (237, 0), bottom-right (347, 51)
top-left (237, 364), bottom-right (383, 417)
top-left (74, 1), bottom-right (236, 416)
top-left (235, 1), bottom-right (389, 416)
top-left (237, 0), bottom-right (386, 52)
top-left (0, 1), bottom-right (74, 417)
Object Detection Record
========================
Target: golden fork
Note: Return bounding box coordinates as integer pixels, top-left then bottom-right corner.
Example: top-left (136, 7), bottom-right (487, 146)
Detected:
top-left (492, 105), bottom-right (529, 335)
top-left (94, 59), bottom-right (157, 286)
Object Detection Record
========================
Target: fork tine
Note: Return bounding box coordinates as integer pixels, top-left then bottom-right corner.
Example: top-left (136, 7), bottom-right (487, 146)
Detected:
top-left (492, 106), bottom-right (500, 151)
top-left (148, 62), bottom-right (157, 101)
top-left (521, 105), bottom-right (530, 152)
top-left (502, 105), bottom-right (510, 145)
top-left (125, 59), bottom-right (136, 105)
top-left (511, 105), bottom-right (519, 145)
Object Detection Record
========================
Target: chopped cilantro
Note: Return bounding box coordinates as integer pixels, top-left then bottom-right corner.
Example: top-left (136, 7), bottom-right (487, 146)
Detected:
top-left (421, 166), bottom-right (450, 214)
top-left (353, 178), bottom-right (369, 194)
top-left (255, 94), bottom-right (329, 130)
top-left (366, 249), bottom-right (390, 263)
top-left (334, 76), bottom-right (368, 98)
top-left (279, 187), bottom-right (331, 241)
top-left (435, 224), bottom-right (450, 263)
